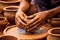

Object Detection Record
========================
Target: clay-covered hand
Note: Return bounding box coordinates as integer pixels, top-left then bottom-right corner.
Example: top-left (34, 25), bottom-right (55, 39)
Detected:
top-left (15, 10), bottom-right (27, 29)
top-left (26, 6), bottom-right (60, 32)
top-left (26, 11), bottom-right (49, 32)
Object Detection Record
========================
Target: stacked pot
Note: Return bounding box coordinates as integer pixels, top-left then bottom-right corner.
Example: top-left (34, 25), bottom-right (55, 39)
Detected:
top-left (0, 0), bottom-right (20, 38)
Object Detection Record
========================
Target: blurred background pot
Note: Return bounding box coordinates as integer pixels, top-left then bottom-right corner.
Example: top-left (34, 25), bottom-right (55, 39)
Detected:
top-left (48, 18), bottom-right (60, 27)
top-left (0, 35), bottom-right (18, 40)
top-left (4, 6), bottom-right (19, 24)
top-left (0, 0), bottom-right (20, 11)
top-left (0, 17), bottom-right (8, 31)
top-left (47, 27), bottom-right (60, 40)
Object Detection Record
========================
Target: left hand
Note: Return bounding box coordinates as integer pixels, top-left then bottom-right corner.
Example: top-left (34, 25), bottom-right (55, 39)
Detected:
top-left (26, 11), bottom-right (49, 32)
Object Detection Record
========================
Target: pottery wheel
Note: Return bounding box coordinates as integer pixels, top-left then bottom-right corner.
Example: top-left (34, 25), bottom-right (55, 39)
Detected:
top-left (3, 25), bottom-right (48, 40)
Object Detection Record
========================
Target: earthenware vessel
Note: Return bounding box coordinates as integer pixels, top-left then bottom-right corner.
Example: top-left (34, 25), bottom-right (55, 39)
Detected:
top-left (3, 25), bottom-right (48, 40)
top-left (4, 6), bottom-right (19, 24)
top-left (0, 35), bottom-right (18, 40)
top-left (47, 27), bottom-right (60, 40)
top-left (0, 17), bottom-right (8, 31)
top-left (48, 18), bottom-right (60, 27)
top-left (0, 0), bottom-right (20, 11)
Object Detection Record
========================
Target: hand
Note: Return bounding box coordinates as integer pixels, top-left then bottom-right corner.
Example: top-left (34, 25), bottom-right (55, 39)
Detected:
top-left (15, 10), bottom-right (27, 29)
top-left (26, 11), bottom-right (49, 32)
top-left (27, 19), bottom-right (46, 32)
top-left (26, 6), bottom-right (60, 32)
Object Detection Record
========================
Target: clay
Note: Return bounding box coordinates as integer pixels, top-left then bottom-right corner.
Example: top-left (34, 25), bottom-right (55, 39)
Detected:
top-left (0, 35), bottom-right (18, 40)
top-left (48, 18), bottom-right (60, 27)
top-left (47, 27), bottom-right (60, 40)
top-left (0, 0), bottom-right (20, 11)
top-left (0, 17), bottom-right (8, 31)
top-left (4, 6), bottom-right (19, 24)
top-left (3, 25), bottom-right (48, 40)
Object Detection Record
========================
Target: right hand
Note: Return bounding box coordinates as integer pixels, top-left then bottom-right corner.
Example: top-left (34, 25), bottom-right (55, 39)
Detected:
top-left (15, 10), bottom-right (27, 29)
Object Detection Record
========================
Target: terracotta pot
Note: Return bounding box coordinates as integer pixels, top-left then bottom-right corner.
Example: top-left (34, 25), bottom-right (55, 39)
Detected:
top-left (58, 14), bottom-right (60, 18)
top-left (3, 25), bottom-right (48, 40)
top-left (0, 0), bottom-right (20, 11)
top-left (4, 6), bottom-right (19, 24)
top-left (0, 17), bottom-right (8, 31)
top-left (0, 35), bottom-right (18, 40)
top-left (47, 27), bottom-right (60, 40)
top-left (48, 18), bottom-right (60, 27)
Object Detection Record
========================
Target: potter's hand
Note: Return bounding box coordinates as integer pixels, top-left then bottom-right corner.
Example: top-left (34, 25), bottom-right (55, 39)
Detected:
top-left (15, 10), bottom-right (27, 29)
top-left (26, 11), bottom-right (49, 32)
top-left (26, 6), bottom-right (60, 32)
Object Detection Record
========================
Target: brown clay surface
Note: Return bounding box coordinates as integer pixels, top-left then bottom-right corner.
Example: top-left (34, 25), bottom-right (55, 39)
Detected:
top-left (3, 25), bottom-right (49, 40)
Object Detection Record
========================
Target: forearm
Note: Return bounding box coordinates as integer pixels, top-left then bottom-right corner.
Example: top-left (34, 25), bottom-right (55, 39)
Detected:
top-left (46, 6), bottom-right (60, 18)
top-left (19, 0), bottom-right (31, 12)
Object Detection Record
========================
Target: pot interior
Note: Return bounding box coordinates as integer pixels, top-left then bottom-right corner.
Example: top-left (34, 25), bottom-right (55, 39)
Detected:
top-left (0, 36), bottom-right (18, 40)
top-left (6, 7), bottom-right (18, 11)
top-left (0, 17), bottom-right (5, 21)
top-left (51, 29), bottom-right (60, 34)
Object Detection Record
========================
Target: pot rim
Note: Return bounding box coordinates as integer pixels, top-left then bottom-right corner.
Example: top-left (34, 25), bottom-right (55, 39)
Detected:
top-left (48, 27), bottom-right (60, 36)
top-left (4, 6), bottom-right (19, 11)
top-left (3, 25), bottom-right (16, 35)
top-left (0, 35), bottom-right (18, 40)
top-left (0, 17), bottom-right (7, 21)
top-left (0, 0), bottom-right (21, 3)
top-left (48, 18), bottom-right (60, 21)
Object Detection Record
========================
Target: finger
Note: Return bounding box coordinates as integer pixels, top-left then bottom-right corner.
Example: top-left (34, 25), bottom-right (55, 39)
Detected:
top-left (15, 17), bottom-right (26, 27)
top-left (27, 19), bottom-right (45, 32)
top-left (31, 20), bottom-right (45, 32)
top-left (27, 15), bottom-right (39, 26)
top-left (27, 19), bottom-right (43, 32)
top-left (26, 17), bottom-right (41, 29)
top-left (15, 19), bottom-right (24, 29)
top-left (18, 15), bottom-right (27, 24)
top-left (19, 11), bottom-right (27, 24)
top-left (15, 19), bottom-right (26, 29)
top-left (27, 13), bottom-right (37, 19)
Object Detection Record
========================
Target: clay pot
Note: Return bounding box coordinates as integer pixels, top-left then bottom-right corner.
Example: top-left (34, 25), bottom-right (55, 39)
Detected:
top-left (4, 6), bottom-right (19, 24)
top-left (47, 27), bottom-right (60, 40)
top-left (0, 0), bottom-right (20, 11)
top-left (3, 25), bottom-right (48, 40)
top-left (0, 35), bottom-right (18, 40)
top-left (0, 17), bottom-right (8, 31)
top-left (48, 18), bottom-right (60, 27)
